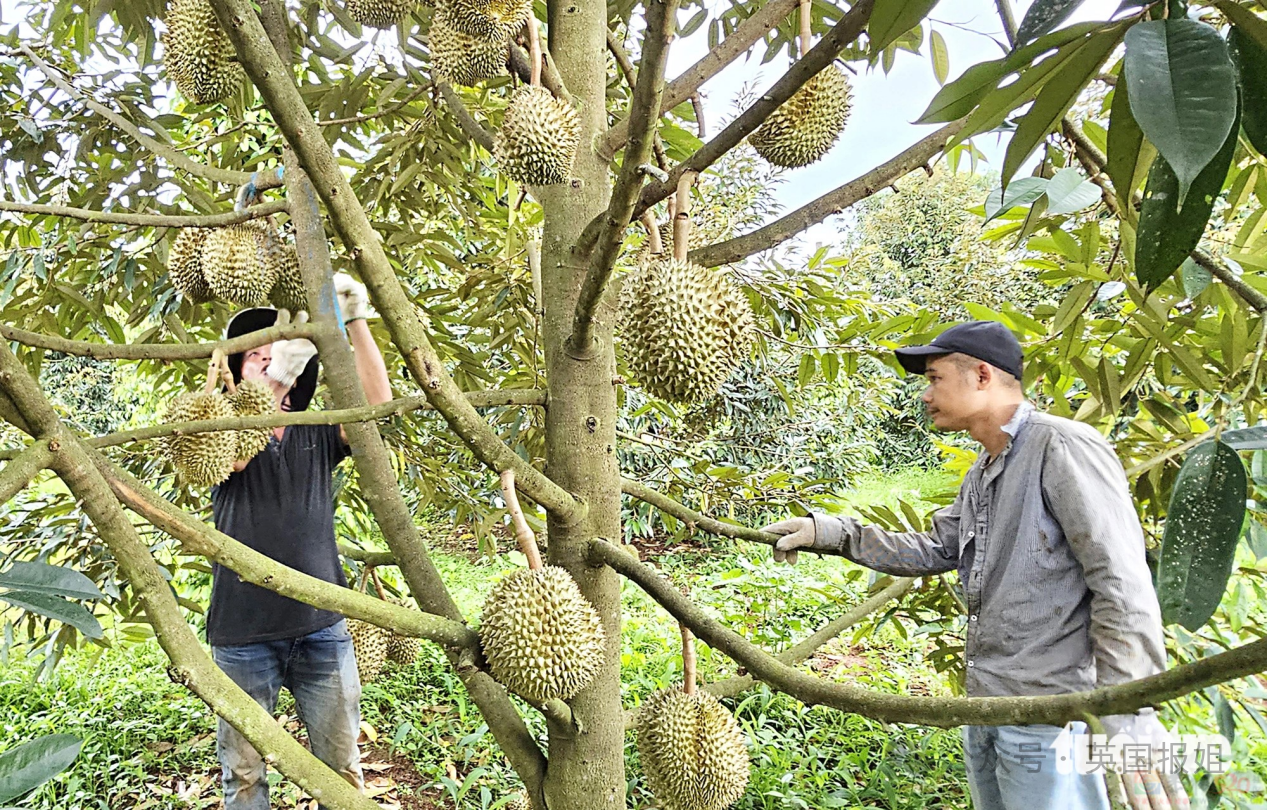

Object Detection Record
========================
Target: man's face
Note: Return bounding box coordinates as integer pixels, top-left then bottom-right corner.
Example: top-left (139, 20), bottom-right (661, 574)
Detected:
top-left (921, 354), bottom-right (985, 431)
top-left (240, 344), bottom-right (272, 383)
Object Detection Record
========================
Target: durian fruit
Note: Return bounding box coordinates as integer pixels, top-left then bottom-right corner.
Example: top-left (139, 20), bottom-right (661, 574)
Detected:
top-left (349, 618), bottom-right (392, 684)
top-left (504, 793), bottom-right (529, 810)
top-left (385, 598), bottom-right (422, 665)
top-left (479, 565), bottom-right (606, 704)
top-left (201, 222), bottom-right (279, 307)
top-left (443, 0), bottom-right (531, 40)
top-left (749, 64), bottom-right (851, 169)
top-left (268, 244), bottom-right (307, 312)
top-left (226, 379), bottom-right (275, 462)
top-left (620, 258), bottom-right (754, 403)
top-left (161, 0), bottom-right (244, 104)
top-left (346, 0), bottom-right (415, 28)
top-left (636, 687), bottom-right (751, 810)
top-left (494, 85), bottom-right (581, 186)
top-left (163, 392), bottom-right (237, 486)
top-left (168, 228), bottom-right (215, 304)
top-left (430, 10), bottom-right (508, 86)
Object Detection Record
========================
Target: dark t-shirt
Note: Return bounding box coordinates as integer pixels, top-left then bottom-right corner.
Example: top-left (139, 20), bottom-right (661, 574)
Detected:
top-left (206, 424), bottom-right (351, 646)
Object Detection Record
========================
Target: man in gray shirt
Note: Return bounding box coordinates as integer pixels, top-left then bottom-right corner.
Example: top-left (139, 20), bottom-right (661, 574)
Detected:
top-left (762, 321), bottom-right (1187, 810)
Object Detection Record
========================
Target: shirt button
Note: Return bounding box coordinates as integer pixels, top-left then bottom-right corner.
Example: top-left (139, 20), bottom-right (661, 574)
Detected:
top-left (970, 614), bottom-right (978, 622)
top-left (967, 531), bottom-right (975, 539)
top-left (967, 660), bottom-right (976, 668)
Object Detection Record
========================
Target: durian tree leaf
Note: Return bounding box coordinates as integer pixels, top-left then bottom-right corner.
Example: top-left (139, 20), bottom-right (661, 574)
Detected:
top-left (0, 734), bottom-right (82, 805)
top-left (0, 591), bottom-right (104, 639)
top-left (868, 0), bottom-right (941, 54)
top-left (0, 562), bottom-right (103, 601)
top-left (1000, 25), bottom-right (1125, 189)
top-left (1228, 27), bottom-right (1267, 159)
top-left (930, 29), bottom-right (949, 84)
top-left (1180, 257), bottom-right (1212, 299)
top-left (1212, 0), bottom-right (1267, 51)
top-left (1222, 426), bottom-right (1267, 451)
top-left (1123, 19), bottom-right (1238, 207)
top-left (1105, 62), bottom-right (1147, 208)
top-left (984, 176), bottom-right (1048, 222)
top-left (1158, 439), bottom-right (1247, 630)
top-left (1134, 100), bottom-right (1239, 291)
top-left (1014, 0), bottom-right (1087, 48)
top-left (1043, 167), bottom-right (1100, 214)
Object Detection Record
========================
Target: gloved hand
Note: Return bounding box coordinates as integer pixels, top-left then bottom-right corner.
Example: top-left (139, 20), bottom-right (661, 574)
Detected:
top-left (1100, 709), bottom-right (1190, 809)
top-left (267, 311), bottom-right (319, 389)
top-left (333, 272), bottom-right (373, 323)
top-left (759, 517), bottom-right (817, 565)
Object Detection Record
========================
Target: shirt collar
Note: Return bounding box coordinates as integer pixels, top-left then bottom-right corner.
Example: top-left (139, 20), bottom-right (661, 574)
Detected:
top-left (1001, 401), bottom-right (1034, 439)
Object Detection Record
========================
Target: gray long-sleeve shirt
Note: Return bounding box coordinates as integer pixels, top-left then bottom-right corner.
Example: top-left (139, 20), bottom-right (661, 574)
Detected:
top-left (813, 403), bottom-right (1166, 698)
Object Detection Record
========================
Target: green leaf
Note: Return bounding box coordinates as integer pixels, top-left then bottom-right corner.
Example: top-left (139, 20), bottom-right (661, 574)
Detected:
top-left (1123, 19), bottom-right (1238, 206)
top-left (869, 0), bottom-right (941, 54)
top-left (1043, 167), bottom-right (1100, 214)
top-left (1229, 27), bottom-right (1267, 159)
top-left (1105, 64), bottom-right (1146, 207)
top-left (1223, 425), bottom-right (1267, 451)
top-left (1213, 0), bottom-right (1267, 51)
top-left (1134, 100), bottom-right (1239, 291)
top-left (1001, 26), bottom-right (1124, 189)
top-left (0, 562), bottom-right (102, 600)
top-left (1179, 257), bottom-right (1212, 298)
top-left (0, 734), bottom-right (81, 804)
top-left (984, 176), bottom-right (1048, 221)
top-left (0, 591), bottom-right (103, 639)
top-left (1158, 439), bottom-right (1247, 631)
top-left (930, 29), bottom-right (949, 85)
top-left (1015, 0), bottom-right (1087, 47)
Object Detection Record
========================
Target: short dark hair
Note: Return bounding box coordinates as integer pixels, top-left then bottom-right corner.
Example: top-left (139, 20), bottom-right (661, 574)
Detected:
top-left (938, 353), bottom-right (1022, 389)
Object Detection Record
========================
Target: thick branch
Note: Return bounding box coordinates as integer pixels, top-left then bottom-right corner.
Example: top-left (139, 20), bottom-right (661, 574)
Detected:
top-left (438, 83), bottom-right (497, 153)
top-left (590, 538), bottom-right (1267, 726)
top-left (690, 121), bottom-right (965, 266)
top-left (568, 0), bottom-right (680, 355)
top-left (210, 0), bottom-right (584, 525)
top-left (606, 30), bottom-right (637, 89)
top-left (338, 545), bottom-right (397, 566)
top-left (0, 321), bottom-right (316, 361)
top-left (600, 0), bottom-right (801, 157)
top-left (19, 44), bottom-right (255, 187)
top-left (0, 199), bottom-right (287, 228)
top-left (0, 439), bottom-right (55, 506)
top-left (620, 477), bottom-right (779, 545)
top-left (629, 0), bottom-right (876, 221)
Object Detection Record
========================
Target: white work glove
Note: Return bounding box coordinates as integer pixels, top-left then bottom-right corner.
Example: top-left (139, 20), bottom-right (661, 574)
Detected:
top-left (1100, 709), bottom-right (1191, 810)
top-left (759, 517), bottom-right (818, 566)
top-left (267, 311), bottom-right (319, 389)
top-left (333, 272), bottom-right (373, 323)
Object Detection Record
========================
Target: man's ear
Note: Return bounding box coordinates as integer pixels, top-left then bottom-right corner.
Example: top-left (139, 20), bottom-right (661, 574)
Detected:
top-left (976, 362), bottom-right (993, 389)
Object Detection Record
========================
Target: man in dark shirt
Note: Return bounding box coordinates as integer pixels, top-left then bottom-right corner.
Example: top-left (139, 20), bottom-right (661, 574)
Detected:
top-left (209, 273), bottom-right (391, 810)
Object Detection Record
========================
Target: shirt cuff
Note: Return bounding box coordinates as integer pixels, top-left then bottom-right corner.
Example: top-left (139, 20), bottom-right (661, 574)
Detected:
top-left (811, 512), bottom-right (849, 555)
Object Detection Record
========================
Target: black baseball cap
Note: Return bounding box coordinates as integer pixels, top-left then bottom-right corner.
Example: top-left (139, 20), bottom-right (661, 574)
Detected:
top-left (224, 307), bottom-right (319, 412)
top-left (894, 321), bottom-right (1023, 381)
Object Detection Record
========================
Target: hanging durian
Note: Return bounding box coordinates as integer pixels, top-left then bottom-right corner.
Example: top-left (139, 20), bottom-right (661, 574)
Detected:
top-left (162, 351), bottom-right (238, 487)
top-left (268, 243), bottom-right (307, 312)
top-left (620, 179), bottom-right (753, 403)
top-left (430, 8), bottom-right (508, 86)
top-left (443, 0), bottom-right (531, 40)
top-left (749, 1), bottom-right (850, 168)
top-left (346, 0), bottom-right (415, 28)
top-left (226, 377), bottom-right (275, 462)
top-left (385, 597), bottom-right (423, 665)
top-left (202, 222), bottom-right (279, 307)
top-left (479, 470), bottom-right (605, 704)
top-left (161, 0), bottom-right (244, 104)
top-left (636, 626), bottom-right (750, 810)
top-left (168, 227), bottom-right (215, 304)
top-left (349, 618), bottom-right (392, 683)
top-left (495, 86), bottom-right (581, 186)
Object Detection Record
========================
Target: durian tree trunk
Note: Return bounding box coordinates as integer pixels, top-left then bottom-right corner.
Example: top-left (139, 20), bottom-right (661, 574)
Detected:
top-left (534, 1), bottom-right (627, 807)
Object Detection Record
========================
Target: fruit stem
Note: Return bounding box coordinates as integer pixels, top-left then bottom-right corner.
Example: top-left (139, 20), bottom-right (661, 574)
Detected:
top-left (681, 623), bottom-right (697, 695)
top-left (205, 349), bottom-right (224, 395)
top-left (370, 566), bottom-right (387, 600)
top-left (672, 170), bottom-right (698, 263)
top-left (527, 15), bottom-right (543, 87)
top-left (641, 211), bottom-right (663, 256)
top-left (500, 469), bottom-right (543, 570)
top-left (799, 0), bottom-right (812, 58)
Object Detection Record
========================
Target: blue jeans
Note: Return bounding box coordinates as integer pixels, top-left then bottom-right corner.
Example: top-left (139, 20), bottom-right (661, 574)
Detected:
top-left (963, 722), bottom-right (1110, 810)
top-left (212, 619), bottom-right (364, 810)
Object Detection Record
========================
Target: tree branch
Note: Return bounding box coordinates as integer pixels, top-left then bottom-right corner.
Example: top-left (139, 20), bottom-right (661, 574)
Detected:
top-left (338, 545), bottom-right (398, 566)
top-left (0, 199), bottom-right (287, 228)
top-left (590, 538), bottom-right (1267, 726)
top-left (508, 40), bottom-right (568, 101)
top-left (621, 477), bottom-right (779, 545)
top-left (568, 0), bottom-right (681, 355)
top-left (19, 44), bottom-right (257, 187)
top-left (0, 439), bottom-right (55, 506)
top-left (600, 0), bottom-right (801, 157)
top-left (438, 82), bottom-right (497, 153)
top-left (320, 84), bottom-right (430, 127)
top-left (690, 121), bottom-right (965, 266)
top-left (628, 0), bottom-right (876, 222)
top-left (0, 321), bottom-right (317, 361)
top-left (210, 0), bottom-right (584, 525)
top-left (606, 29), bottom-right (637, 89)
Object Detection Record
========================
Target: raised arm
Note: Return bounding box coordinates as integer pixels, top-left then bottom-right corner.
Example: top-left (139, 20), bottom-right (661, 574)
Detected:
top-left (336, 274), bottom-right (392, 444)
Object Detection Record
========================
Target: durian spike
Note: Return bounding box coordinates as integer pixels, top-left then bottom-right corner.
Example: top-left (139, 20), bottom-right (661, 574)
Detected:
top-left (499, 468), bottom-right (543, 570)
top-left (641, 211), bottom-right (663, 256)
top-left (370, 566), bottom-right (387, 600)
top-left (799, 0), bottom-right (812, 58)
top-left (527, 12), bottom-right (542, 86)
top-left (680, 623), bottom-right (698, 695)
top-left (672, 170), bottom-right (698, 263)
top-left (206, 349), bottom-right (225, 395)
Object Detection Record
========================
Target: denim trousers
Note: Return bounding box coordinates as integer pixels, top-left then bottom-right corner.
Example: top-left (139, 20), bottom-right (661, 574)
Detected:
top-left (212, 619), bottom-right (364, 810)
top-left (962, 722), bottom-right (1110, 810)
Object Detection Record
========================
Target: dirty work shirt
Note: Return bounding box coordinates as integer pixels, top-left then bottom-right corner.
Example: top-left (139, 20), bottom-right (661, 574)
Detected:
top-left (812, 403), bottom-right (1166, 697)
top-left (207, 424), bottom-right (351, 647)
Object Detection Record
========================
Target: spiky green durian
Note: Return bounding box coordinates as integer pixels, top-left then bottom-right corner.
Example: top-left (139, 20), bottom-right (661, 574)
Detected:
top-left (268, 244), bottom-right (307, 312)
top-left (202, 222), bottom-right (279, 307)
top-left (636, 688), bottom-right (751, 810)
top-left (749, 65), bottom-right (851, 169)
top-left (479, 565), bottom-right (605, 704)
top-left (226, 379), bottom-right (275, 462)
top-left (384, 597), bottom-right (422, 665)
top-left (443, 0), bottom-right (531, 40)
top-left (168, 227), bottom-right (215, 304)
top-left (346, 0), bottom-right (415, 27)
top-left (429, 10), bottom-right (508, 86)
top-left (163, 392), bottom-right (237, 486)
top-left (494, 85), bottom-right (580, 186)
top-left (619, 258), bottom-right (753, 403)
top-left (349, 618), bottom-right (392, 683)
top-left (161, 0), bottom-right (244, 104)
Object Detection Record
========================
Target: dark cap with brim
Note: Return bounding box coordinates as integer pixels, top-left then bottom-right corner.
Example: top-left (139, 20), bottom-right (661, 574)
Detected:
top-left (894, 320), bottom-right (1023, 381)
top-left (225, 307), bottom-right (319, 412)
